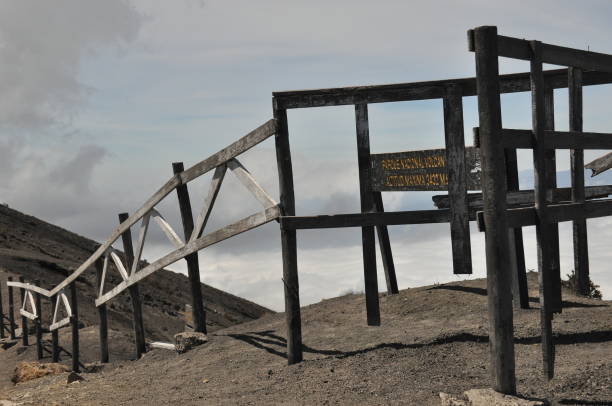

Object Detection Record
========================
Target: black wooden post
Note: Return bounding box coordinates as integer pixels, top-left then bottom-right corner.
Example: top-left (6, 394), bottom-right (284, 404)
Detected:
top-left (95, 258), bottom-right (109, 363)
top-left (355, 103), bottom-right (381, 326)
top-left (7, 277), bottom-right (15, 340)
top-left (0, 281), bottom-right (5, 339)
top-left (19, 276), bottom-right (28, 346)
top-left (472, 25), bottom-right (516, 394)
top-left (34, 281), bottom-right (43, 360)
top-left (443, 85), bottom-right (473, 275)
top-left (118, 212), bottom-right (147, 359)
top-left (51, 292), bottom-right (60, 363)
top-left (569, 67), bottom-right (590, 296)
top-left (273, 100), bottom-right (303, 365)
top-left (70, 282), bottom-right (80, 372)
top-left (544, 87), bottom-right (563, 313)
top-left (172, 162), bottom-right (207, 333)
top-left (373, 192), bottom-right (399, 294)
top-left (530, 40), bottom-right (555, 380)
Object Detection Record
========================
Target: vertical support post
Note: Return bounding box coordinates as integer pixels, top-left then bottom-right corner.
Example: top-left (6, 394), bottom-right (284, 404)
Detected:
top-left (544, 87), bottom-right (563, 313)
top-left (530, 40), bottom-right (555, 380)
top-left (95, 258), bottom-right (109, 363)
top-left (172, 162), bottom-right (207, 333)
top-left (34, 281), bottom-right (43, 360)
top-left (355, 103), bottom-right (381, 326)
top-left (51, 293), bottom-right (60, 363)
top-left (19, 276), bottom-right (28, 346)
top-left (443, 84), bottom-right (473, 275)
top-left (569, 67), bottom-right (589, 296)
top-left (70, 282), bottom-right (79, 373)
top-left (472, 25), bottom-right (516, 394)
top-left (272, 100), bottom-right (302, 365)
top-left (8, 277), bottom-right (15, 340)
top-left (373, 192), bottom-right (399, 294)
top-left (0, 281), bottom-right (5, 339)
top-left (118, 212), bottom-right (147, 359)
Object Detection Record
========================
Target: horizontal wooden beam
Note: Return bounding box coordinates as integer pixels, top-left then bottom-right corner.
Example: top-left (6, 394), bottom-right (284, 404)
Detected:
top-left (433, 185), bottom-right (612, 210)
top-left (273, 69), bottom-right (612, 109)
top-left (477, 198), bottom-right (612, 230)
top-left (545, 130), bottom-right (612, 149)
top-left (7, 281), bottom-right (51, 298)
top-left (19, 309), bottom-right (37, 321)
top-left (279, 209), bottom-right (469, 230)
top-left (495, 34), bottom-right (612, 73)
top-left (49, 317), bottom-right (71, 332)
top-left (50, 119), bottom-right (277, 297)
top-left (95, 205), bottom-right (281, 306)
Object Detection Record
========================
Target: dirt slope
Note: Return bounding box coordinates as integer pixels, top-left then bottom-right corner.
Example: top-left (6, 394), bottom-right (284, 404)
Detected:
top-left (0, 205), bottom-right (273, 342)
top-left (0, 273), bottom-right (609, 405)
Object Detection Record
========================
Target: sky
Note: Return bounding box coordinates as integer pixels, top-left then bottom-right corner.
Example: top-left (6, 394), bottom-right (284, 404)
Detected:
top-left (1, 0), bottom-right (612, 311)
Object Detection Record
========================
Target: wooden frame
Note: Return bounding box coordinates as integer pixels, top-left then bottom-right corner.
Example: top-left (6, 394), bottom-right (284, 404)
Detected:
top-left (470, 25), bottom-right (612, 393)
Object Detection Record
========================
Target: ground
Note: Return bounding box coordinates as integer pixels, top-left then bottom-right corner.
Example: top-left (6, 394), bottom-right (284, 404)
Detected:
top-left (0, 273), bottom-right (609, 405)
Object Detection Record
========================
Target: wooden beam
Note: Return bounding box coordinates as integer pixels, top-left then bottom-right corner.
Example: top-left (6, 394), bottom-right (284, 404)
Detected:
top-left (272, 98), bottom-right (303, 366)
top-left (355, 103), bottom-right (380, 326)
top-left (19, 276), bottom-right (28, 346)
top-left (0, 282), bottom-right (4, 339)
top-left (373, 192), bottom-right (399, 294)
top-left (95, 258), bottom-right (109, 363)
top-left (150, 209), bottom-right (184, 249)
top-left (190, 165), bottom-right (226, 241)
top-left (118, 212), bottom-right (147, 359)
top-left (443, 85), bottom-right (472, 275)
top-left (473, 25), bottom-right (516, 394)
top-left (5, 281), bottom-right (51, 298)
top-left (227, 159), bottom-right (277, 208)
top-left (34, 281), bottom-right (43, 360)
top-left (173, 162), bottom-right (207, 334)
top-left (585, 152), bottom-right (612, 177)
top-left (569, 68), bottom-right (590, 297)
top-left (274, 69), bottom-right (612, 109)
top-left (7, 277), bottom-right (16, 340)
top-left (70, 282), bottom-right (79, 373)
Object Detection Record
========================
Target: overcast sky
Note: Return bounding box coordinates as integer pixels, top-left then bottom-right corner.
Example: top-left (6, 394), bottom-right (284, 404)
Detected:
top-left (1, 0), bottom-right (612, 310)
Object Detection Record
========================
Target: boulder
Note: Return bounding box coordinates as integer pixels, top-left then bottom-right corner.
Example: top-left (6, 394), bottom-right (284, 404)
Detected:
top-left (66, 372), bottom-right (84, 384)
top-left (464, 389), bottom-right (545, 406)
top-left (174, 332), bottom-right (208, 354)
top-left (12, 362), bottom-right (69, 384)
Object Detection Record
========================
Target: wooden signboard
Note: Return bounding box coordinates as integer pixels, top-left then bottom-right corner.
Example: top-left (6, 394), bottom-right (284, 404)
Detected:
top-left (370, 147), bottom-right (481, 191)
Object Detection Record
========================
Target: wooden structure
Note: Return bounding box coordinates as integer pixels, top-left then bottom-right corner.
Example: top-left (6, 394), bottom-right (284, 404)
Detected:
top-left (470, 25), bottom-right (612, 393)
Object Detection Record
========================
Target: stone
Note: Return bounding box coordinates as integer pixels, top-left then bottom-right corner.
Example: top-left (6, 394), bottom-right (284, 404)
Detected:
top-left (464, 388), bottom-right (545, 406)
top-left (439, 392), bottom-right (469, 406)
top-left (66, 372), bottom-right (84, 384)
top-left (12, 362), bottom-right (69, 384)
top-left (174, 332), bottom-right (208, 354)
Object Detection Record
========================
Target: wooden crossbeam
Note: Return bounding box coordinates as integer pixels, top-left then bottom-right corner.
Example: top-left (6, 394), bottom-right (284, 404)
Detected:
top-left (109, 250), bottom-right (130, 281)
top-left (227, 159), bottom-right (277, 208)
top-left (131, 213), bottom-right (151, 275)
top-left (50, 292), bottom-right (71, 331)
top-left (150, 209), bottom-right (184, 249)
top-left (191, 165), bottom-right (226, 242)
top-left (6, 281), bottom-right (52, 298)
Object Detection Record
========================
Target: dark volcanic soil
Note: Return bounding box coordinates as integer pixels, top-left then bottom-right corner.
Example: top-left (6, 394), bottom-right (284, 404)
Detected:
top-left (0, 273), bottom-right (610, 405)
top-left (0, 205), bottom-right (273, 343)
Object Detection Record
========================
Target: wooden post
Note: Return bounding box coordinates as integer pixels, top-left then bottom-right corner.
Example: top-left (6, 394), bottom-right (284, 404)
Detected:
top-left (530, 40), bottom-right (555, 380)
top-left (569, 67), bottom-right (590, 296)
top-left (355, 103), bottom-right (381, 326)
top-left (473, 25), bottom-right (516, 394)
top-left (373, 192), bottom-right (399, 294)
top-left (19, 276), bottom-right (28, 346)
top-left (118, 212), bottom-right (147, 359)
top-left (51, 292), bottom-right (60, 363)
top-left (34, 281), bottom-right (43, 360)
top-left (273, 100), bottom-right (303, 365)
top-left (544, 87), bottom-right (563, 313)
top-left (443, 85), bottom-right (473, 275)
top-left (70, 282), bottom-right (80, 373)
top-left (95, 258), bottom-right (109, 363)
top-left (172, 162), bottom-right (207, 333)
top-left (7, 277), bottom-right (15, 340)
top-left (0, 281), bottom-right (5, 339)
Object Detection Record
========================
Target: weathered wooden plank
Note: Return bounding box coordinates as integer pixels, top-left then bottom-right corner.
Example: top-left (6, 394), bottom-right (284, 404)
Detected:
top-left (545, 130), bottom-right (612, 149)
top-left (531, 40), bottom-right (555, 380)
top-left (443, 85), bottom-right (473, 275)
top-left (131, 213), bottom-right (151, 275)
top-left (227, 159), bottom-right (277, 208)
top-left (96, 206), bottom-right (281, 306)
top-left (274, 68), bottom-right (612, 109)
top-left (5, 281), bottom-right (51, 298)
top-left (149, 342), bottom-right (176, 351)
top-left (95, 258), bottom-right (109, 363)
top-left (585, 152), bottom-right (612, 176)
top-left (433, 185), bottom-right (612, 210)
top-left (373, 192), bottom-right (399, 294)
top-left (118, 212), bottom-right (147, 359)
top-left (70, 282), bottom-right (79, 372)
top-left (19, 309), bottom-right (37, 321)
top-left (34, 281), bottom-right (43, 360)
top-left (370, 147), bottom-right (480, 192)
top-left (173, 162), bottom-right (207, 334)
top-left (109, 250), bottom-right (130, 281)
top-left (272, 101), bottom-right (302, 366)
top-left (190, 165), bottom-right (226, 242)
top-left (0, 282), bottom-right (4, 339)
top-left (180, 119), bottom-right (277, 184)
top-left (472, 25), bottom-right (516, 394)
top-left (151, 209), bottom-right (185, 249)
top-left (49, 317), bottom-right (71, 332)
top-left (19, 276), bottom-right (28, 346)
top-left (7, 277), bottom-right (16, 339)
top-left (281, 209), bottom-right (453, 230)
top-left (569, 68), bottom-right (590, 297)
top-left (355, 103), bottom-right (380, 326)
top-left (500, 129), bottom-right (533, 149)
